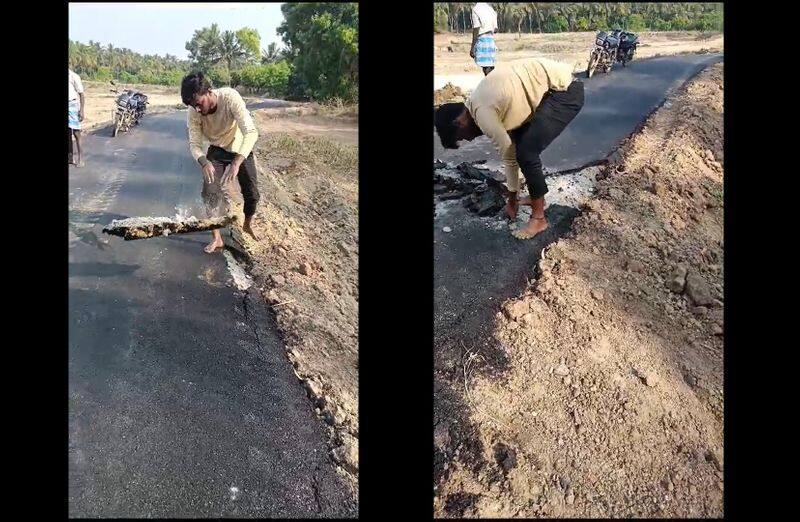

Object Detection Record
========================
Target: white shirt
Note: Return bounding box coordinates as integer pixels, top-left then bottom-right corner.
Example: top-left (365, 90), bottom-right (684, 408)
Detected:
top-left (68, 69), bottom-right (84, 102)
top-left (471, 3), bottom-right (498, 35)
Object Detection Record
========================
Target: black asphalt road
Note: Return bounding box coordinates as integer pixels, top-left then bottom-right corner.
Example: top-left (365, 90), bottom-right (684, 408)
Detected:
top-left (68, 106), bottom-right (356, 518)
top-left (434, 53), bottom-right (723, 171)
top-left (433, 54), bottom-right (723, 368)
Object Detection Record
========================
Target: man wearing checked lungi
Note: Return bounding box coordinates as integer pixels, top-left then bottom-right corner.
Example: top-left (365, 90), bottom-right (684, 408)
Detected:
top-left (469, 3), bottom-right (498, 75)
top-left (68, 69), bottom-right (86, 168)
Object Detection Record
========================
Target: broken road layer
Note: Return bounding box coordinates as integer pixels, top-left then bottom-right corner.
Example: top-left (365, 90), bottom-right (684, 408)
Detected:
top-left (434, 162), bottom-right (507, 217)
top-left (103, 215), bottom-right (237, 241)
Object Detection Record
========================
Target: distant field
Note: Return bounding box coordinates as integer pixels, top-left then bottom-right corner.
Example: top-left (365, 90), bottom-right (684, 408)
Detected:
top-left (434, 30), bottom-right (723, 88)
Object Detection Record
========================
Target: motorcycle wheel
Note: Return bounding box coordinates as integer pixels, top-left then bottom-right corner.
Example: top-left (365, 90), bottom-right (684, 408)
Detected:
top-left (587, 54), bottom-right (597, 78)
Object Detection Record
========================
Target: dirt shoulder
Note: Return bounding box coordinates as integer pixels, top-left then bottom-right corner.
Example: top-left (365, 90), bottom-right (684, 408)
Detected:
top-left (434, 63), bottom-right (724, 518)
top-left (434, 30), bottom-right (723, 90)
top-left (232, 108), bottom-right (359, 491)
top-left (79, 81), bottom-right (183, 132)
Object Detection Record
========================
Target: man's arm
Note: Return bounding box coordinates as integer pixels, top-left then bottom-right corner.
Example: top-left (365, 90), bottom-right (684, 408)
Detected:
top-left (470, 8), bottom-right (481, 58)
top-left (228, 91), bottom-right (259, 166)
top-left (219, 91), bottom-right (259, 184)
top-left (472, 106), bottom-right (521, 192)
top-left (74, 74), bottom-right (86, 121)
top-left (188, 112), bottom-right (216, 183)
top-left (187, 111), bottom-right (208, 165)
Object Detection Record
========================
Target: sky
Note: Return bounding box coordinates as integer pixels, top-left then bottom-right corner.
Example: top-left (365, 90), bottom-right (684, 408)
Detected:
top-left (68, 2), bottom-right (286, 60)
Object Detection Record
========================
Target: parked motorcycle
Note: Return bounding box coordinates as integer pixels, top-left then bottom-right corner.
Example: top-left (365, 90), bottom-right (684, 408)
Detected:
top-left (614, 29), bottom-right (639, 67)
top-left (112, 89), bottom-right (148, 137)
top-left (586, 29), bottom-right (639, 78)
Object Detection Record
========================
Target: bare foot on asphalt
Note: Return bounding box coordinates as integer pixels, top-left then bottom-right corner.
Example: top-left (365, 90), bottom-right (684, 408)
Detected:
top-left (513, 216), bottom-right (549, 240)
top-left (204, 237), bottom-right (224, 253)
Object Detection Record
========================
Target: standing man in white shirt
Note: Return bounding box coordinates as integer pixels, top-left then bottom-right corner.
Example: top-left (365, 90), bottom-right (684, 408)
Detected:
top-left (68, 69), bottom-right (86, 167)
top-left (470, 2), bottom-right (498, 75)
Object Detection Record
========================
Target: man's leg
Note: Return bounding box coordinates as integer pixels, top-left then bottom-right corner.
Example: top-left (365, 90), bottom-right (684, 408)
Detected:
top-left (68, 128), bottom-right (74, 165)
top-left (74, 130), bottom-right (84, 168)
top-left (236, 152), bottom-right (261, 240)
top-left (513, 82), bottom-right (585, 239)
top-left (201, 146), bottom-right (229, 253)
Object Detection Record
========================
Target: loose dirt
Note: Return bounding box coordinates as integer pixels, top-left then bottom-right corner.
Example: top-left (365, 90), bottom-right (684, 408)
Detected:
top-left (434, 62), bottom-right (724, 518)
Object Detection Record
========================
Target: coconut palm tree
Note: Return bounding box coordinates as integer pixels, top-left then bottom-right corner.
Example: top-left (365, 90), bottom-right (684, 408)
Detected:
top-left (219, 30), bottom-right (244, 71)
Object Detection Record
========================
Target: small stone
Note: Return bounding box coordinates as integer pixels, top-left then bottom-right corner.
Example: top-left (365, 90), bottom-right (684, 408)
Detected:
top-left (331, 435), bottom-right (359, 474)
top-left (690, 305), bottom-right (708, 317)
top-left (298, 262), bottom-right (312, 276)
top-left (684, 271), bottom-right (713, 306)
top-left (712, 324), bottom-right (723, 336)
top-left (608, 188), bottom-right (625, 201)
top-left (504, 300), bottom-right (529, 321)
top-left (626, 259), bottom-right (645, 273)
top-left (591, 288), bottom-right (605, 301)
top-left (565, 487), bottom-right (575, 505)
top-left (668, 264), bottom-right (688, 293)
top-left (563, 376), bottom-right (572, 386)
top-left (442, 226), bottom-right (452, 233)
top-left (304, 379), bottom-right (323, 397)
top-left (555, 364), bottom-right (570, 377)
top-left (434, 423), bottom-right (451, 450)
top-left (271, 274), bottom-right (286, 286)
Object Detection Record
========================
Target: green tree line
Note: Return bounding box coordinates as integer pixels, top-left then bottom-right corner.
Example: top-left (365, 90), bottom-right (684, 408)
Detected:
top-left (68, 3), bottom-right (358, 102)
top-left (434, 3), bottom-right (723, 34)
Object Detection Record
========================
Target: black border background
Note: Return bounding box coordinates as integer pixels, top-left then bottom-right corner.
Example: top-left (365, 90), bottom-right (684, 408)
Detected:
top-left (13, 0), bottom-right (789, 519)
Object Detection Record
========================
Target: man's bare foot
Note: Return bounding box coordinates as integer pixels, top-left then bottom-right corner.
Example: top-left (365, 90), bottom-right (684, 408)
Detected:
top-left (512, 216), bottom-right (549, 240)
top-left (76, 159), bottom-right (85, 168)
top-left (518, 196), bottom-right (535, 207)
top-left (242, 219), bottom-right (259, 240)
top-left (204, 237), bottom-right (224, 253)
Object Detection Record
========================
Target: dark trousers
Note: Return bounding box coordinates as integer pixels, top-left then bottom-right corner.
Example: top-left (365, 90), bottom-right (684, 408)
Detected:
top-left (205, 145), bottom-right (260, 218)
top-left (511, 80), bottom-right (584, 198)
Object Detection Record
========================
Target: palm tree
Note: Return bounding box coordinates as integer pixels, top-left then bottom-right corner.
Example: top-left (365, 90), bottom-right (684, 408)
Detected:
top-left (219, 30), bottom-right (243, 71)
top-left (261, 42), bottom-right (283, 64)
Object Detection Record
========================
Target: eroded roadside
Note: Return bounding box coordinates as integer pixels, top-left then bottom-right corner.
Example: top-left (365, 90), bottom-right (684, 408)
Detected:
top-left (226, 109), bottom-right (360, 493)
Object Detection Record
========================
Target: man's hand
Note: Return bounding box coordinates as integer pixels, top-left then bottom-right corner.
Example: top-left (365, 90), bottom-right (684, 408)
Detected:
top-left (221, 161), bottom-right (241, 185)
top-left (202, 162), bottom-right (215, 184)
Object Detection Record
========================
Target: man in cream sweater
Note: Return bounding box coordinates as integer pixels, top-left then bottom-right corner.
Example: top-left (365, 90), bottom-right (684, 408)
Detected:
top-left (434, 58), bottom-right (584, 240)
top-left (182, 72), bottom-right (260, 253)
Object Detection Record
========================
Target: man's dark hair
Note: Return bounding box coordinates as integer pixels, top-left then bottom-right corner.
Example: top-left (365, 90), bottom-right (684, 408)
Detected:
top-left (181, 72), bottom-right (212, 105)
top-left (434, 102), bottom-right (466, 149)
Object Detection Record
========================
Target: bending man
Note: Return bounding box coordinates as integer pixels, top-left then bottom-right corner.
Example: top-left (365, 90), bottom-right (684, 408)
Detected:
top-left (434, 58), bottom-right (584, 240)
top-left (182, 72), bottom-right (260, 253)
